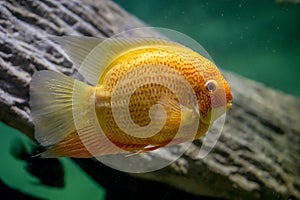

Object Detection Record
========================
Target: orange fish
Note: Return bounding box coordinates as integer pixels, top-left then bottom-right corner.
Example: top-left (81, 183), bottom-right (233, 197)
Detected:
top-left (30, 35), bottom-right (232, 158)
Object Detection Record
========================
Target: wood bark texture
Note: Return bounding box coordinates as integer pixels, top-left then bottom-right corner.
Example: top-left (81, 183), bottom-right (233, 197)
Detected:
top-left (0, 0), bottom-right (299, 199)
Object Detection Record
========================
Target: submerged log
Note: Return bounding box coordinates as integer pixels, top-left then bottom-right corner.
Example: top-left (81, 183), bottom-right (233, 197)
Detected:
top-left (0, 0), bottom-right (299, 199)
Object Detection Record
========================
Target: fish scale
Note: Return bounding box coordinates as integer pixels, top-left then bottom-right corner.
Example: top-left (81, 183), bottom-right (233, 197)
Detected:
top-left (96, 47), bottom-right (217, 147)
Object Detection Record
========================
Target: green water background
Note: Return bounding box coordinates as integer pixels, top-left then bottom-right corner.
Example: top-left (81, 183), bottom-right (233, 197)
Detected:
top-left (0, 1), bottom-right (299, 199)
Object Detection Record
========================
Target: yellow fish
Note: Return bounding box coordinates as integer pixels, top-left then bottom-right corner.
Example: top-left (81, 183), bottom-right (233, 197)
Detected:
top-left (30, 35), bottom-right (232, 158)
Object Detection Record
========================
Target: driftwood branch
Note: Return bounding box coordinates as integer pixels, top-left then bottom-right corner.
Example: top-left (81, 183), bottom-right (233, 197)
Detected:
top-left (1, 0), bottom-right (299, 199)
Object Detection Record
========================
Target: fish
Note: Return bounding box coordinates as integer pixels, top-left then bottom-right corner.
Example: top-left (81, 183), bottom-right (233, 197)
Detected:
top-left (29, 35), bottom-right (232, 158)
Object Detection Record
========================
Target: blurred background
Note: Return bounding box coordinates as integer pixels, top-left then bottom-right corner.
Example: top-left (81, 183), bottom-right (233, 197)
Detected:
top-left (0, 0), bottom-right (299, 199)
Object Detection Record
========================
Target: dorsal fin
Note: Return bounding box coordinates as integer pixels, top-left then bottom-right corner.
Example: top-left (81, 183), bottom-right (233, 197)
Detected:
top-left (51, 35), bottom-right (179, 85)
top-left (50, 35), bottom-right (105, 69)
top-left (78, 37), bottom-right (181, 85)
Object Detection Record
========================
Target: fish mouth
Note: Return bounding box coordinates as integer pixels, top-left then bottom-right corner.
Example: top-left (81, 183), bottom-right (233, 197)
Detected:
top-left (226, 102), bottom-right (232, 111)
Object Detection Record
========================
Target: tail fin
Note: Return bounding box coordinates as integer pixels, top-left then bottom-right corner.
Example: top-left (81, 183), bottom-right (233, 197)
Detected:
top-left (29, 70), bottom-right (94, 147)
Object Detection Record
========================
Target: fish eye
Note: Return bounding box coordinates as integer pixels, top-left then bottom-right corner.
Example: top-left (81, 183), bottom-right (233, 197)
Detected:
top-left (205, 80), bottom-right (218, 92)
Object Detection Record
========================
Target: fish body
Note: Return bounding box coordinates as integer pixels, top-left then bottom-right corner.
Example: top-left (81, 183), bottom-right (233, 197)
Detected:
top-left (30, 35), bottom-right (232, 158)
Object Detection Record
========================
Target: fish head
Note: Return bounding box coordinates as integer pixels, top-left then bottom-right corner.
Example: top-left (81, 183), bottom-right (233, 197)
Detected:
top-left (196, 62), bottom-right (232, 124)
